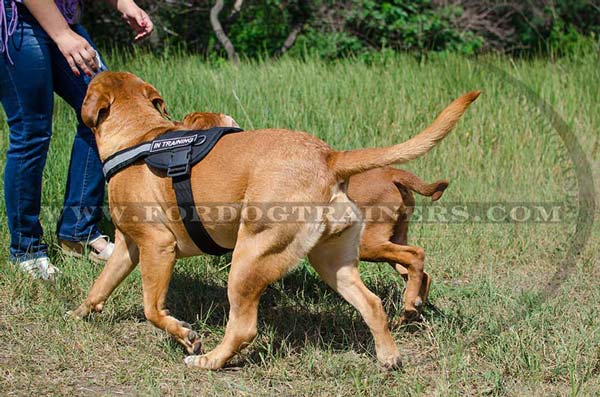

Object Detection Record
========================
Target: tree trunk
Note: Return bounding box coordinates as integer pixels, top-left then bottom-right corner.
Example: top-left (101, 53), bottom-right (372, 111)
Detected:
top-left (274, 0), bottom-right (310, 57)
top-left (210, 0), bottom-right (239, 65)
top-left (228, 0), bottom-right (244, 21)
top-left (275, 22), bottom-right (304, 57)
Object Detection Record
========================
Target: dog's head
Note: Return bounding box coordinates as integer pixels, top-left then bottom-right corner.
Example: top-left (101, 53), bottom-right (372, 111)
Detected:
top-left (82, 71), bottom-right (169, 129)
top-left (81, 72), bottom-right (172, 157)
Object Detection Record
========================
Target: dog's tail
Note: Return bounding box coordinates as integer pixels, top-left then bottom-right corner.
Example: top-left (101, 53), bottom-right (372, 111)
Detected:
top-left (327, 91), bottom-right (480, 179)
top-left (391, 169), bottom-right (448, 201)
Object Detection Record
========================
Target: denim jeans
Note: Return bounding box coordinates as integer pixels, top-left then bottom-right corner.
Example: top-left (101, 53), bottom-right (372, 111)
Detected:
top-left (0, 5), bottom-right (107, 261)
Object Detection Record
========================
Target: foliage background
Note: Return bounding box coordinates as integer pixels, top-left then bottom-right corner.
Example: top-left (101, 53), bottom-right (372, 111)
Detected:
top-left (83, 0), bottom-right (600, 59)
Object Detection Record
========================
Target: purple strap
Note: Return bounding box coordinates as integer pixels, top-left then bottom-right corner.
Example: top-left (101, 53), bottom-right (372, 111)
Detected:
top-left (0, 0), bottom-right (18, 64)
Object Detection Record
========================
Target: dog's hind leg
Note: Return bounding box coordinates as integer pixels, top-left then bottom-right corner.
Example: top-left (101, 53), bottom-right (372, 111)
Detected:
top-left (72, 230), bottom-right (139, 318)
top-left (392, 265), bottom-right (431, 311)
top-left (185, 223), bottom-right (317, 370)
top-left (362, 242), bottom-right (425, 321)
top-left (389, 221), bottom-right (430, 320)
top-left (360, 225), bottom-right (426, 321)
top-left (309, 224), bottom-right (401, 370)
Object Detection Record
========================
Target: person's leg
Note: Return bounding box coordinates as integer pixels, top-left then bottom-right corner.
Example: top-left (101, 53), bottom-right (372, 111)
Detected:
top-left (52, 24), bottom-right (108, 246)
top-left (0, 12), bottom-right (54, 262)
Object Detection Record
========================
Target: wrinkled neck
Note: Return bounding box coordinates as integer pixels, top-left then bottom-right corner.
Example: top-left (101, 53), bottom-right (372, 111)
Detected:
top-left (95, 105), bottom-right (177, 161)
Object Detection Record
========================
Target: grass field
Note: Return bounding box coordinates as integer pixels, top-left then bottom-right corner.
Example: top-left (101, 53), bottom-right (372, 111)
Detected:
top-left (0, 51), bottom-right (598, 396)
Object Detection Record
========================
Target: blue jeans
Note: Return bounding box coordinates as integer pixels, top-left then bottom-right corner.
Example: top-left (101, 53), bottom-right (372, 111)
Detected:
top-left (0, 6), bottom-right (107, 261)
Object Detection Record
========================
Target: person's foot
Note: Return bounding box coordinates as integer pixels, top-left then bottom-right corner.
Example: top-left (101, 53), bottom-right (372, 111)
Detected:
top-left (59, 235), bottom-right (115, 263)
top-left (88, 235), bottom-right (115, 262)
top-left (16, 256), bottom-right (60, 281)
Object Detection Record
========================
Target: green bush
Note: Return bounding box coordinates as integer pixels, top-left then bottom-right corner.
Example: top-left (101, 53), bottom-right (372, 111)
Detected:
top-left (346, 0), bottom-right (482, 54)
top-left (81, 0), bottom-right (599, 59)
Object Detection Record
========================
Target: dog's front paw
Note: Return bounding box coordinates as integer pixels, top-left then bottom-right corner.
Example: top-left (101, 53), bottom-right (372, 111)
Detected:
top-left (178, 321), bottom-right (203, 355)
top-left (184, 354), bottom-right (221, 370)
top-left (380, 353), bottom-right (403, 371)
top-left (69, 301), bottom-right (101, 319)
top-left (185, 330), bottom-right (203, 355)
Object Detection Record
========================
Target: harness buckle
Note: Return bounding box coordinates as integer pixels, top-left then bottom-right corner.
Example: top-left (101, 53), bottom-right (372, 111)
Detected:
top-left (166, 147), bottom-right (192, 177)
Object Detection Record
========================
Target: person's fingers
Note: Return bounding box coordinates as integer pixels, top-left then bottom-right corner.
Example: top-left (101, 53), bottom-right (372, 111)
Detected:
top-left (134, 27), bottom-right (148, 42)
top-left (144, 14), bottom-right (153, 34)
top-left (84, 46), bottom-right (99, 71)
top-left (123, 9), bottom-right (153, 42)
top-left (134, 10), bottom-right (146, 27)
top-left (72, 52), bottom-right (92, 77)
top-left (133, 13), bottom-right (153, 42)
top-left (65, 54), bottom-right (80, 77)
top-left (80, 49), bottom-right (97, 73)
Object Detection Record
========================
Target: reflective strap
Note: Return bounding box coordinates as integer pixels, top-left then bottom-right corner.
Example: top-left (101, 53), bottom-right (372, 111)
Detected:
top-left (102, 143), bottom-right (152, 179)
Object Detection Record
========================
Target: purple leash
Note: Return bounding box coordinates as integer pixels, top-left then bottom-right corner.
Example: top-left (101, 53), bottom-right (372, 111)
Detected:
top-left (0, 0), bottom-right (18, 64)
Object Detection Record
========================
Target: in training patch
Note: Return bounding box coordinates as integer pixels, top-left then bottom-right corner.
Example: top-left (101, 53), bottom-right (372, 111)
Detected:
top-left (144, 128), bottom-right (241, 176)
top-left (150, 134), bottom-right (203, 152)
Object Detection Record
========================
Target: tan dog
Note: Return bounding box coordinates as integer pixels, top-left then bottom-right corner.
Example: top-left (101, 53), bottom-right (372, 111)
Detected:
top-left (73, 71), bottom-right (478, 370)
top-left (348, 167), bottom-right (447, 320)
top-left (180, 112), bottom-right (448, 321)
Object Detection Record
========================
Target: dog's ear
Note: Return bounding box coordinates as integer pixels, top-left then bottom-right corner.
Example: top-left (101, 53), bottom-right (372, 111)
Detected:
top-left (144, 83), bottom-right (170, 119)
top-left (222, 114), bottom-right (240, 128)
top-left (81, 89), bottom-right (111, 129)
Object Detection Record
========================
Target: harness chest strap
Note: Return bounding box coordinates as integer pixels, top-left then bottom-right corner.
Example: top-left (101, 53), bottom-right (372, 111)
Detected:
top-left (102, 127), bottom-right (243, 256)
top-left (172, 174), bottom-right (230, 255)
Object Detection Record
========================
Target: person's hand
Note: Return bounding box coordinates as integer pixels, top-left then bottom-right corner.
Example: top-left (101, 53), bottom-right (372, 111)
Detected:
top-left (54, 29), bottom-right (98, 77)
top-left (118, 0), bottom-right (153, 42)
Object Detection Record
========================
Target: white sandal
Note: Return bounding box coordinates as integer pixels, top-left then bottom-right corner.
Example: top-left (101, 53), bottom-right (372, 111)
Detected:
top-left (16, 256), bottom-right (60, 281)
top-left (59, 235), bottom-right (115, 264)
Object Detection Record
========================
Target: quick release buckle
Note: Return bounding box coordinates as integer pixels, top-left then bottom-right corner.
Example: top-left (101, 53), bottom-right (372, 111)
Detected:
top-left (167, 147), bottom-right (192, 177)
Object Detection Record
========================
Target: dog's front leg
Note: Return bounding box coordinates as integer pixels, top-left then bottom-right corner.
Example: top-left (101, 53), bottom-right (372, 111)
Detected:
top-left (138, 233), bottom-right (202, 356)
top-left (185, 260), bottom-right (264, 370)
top-left (72, 230), bottom-right (138, 317)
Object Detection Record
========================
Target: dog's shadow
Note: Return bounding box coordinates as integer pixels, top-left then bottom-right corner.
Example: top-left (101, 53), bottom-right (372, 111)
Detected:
top-left (160, 260), bottom-right (446, 364)
top-left (167, 267), bottom-right (371, 351)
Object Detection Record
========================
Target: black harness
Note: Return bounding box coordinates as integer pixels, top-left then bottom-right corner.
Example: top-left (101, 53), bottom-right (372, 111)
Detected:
top-left (102, 127), bottom-right (243, 255)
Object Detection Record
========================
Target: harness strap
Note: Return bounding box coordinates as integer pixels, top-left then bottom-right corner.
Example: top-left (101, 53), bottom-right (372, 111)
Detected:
top-left (103, 127), bottom-right (241, 256)
top-left (103, 142), bottom-right (153, 181)
top-left (172, 175), bottom-right (231, 255)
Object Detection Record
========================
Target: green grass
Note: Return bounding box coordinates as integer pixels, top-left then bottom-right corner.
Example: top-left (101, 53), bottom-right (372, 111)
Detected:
top-left (1, 51), bottom-right (599, 395)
